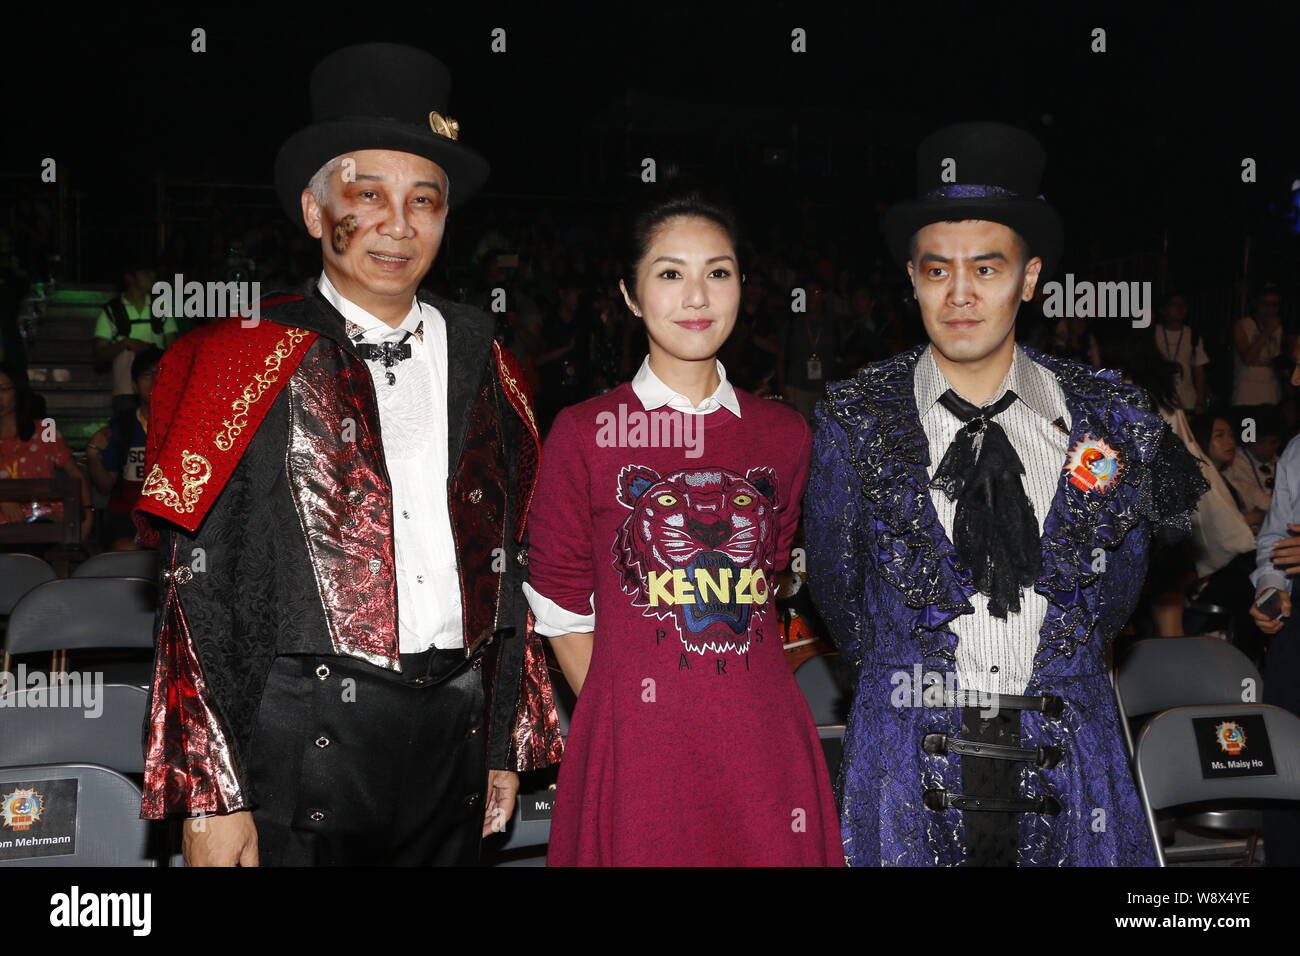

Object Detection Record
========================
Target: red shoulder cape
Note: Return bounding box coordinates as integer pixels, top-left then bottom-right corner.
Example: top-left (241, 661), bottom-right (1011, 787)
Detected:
top-left (133, 295), bottom-right (316, 543)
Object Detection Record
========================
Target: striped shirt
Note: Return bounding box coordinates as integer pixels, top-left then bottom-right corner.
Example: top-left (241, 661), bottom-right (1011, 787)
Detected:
top-left (914, 344), bottom-right (1072, 696)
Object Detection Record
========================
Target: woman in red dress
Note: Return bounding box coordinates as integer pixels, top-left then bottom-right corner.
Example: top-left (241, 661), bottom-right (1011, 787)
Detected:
top-left (524, 195), bottom-right (843, 866)
top-left (0, 364), bottom-right (93, 540)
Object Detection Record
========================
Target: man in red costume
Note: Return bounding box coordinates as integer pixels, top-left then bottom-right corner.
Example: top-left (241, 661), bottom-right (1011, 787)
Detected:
top-left (133, 42), bottom-right (562, 866)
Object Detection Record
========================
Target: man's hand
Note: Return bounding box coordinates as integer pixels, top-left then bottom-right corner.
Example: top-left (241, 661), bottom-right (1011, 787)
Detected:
top-left (1249, 587), bottom-right (1291, 636)
top-left (183, 809), bottom-right (259, 867)
top-left (482, 769), bottom-right (519, 837)
top-left (1271, 523), bottom-right (1300, 573)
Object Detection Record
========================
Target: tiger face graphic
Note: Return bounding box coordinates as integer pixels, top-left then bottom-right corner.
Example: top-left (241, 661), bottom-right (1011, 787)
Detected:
top-left (612, 464), bottom-right (779, 654)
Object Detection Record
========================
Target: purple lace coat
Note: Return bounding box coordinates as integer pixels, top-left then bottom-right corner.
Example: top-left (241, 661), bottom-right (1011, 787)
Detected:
top-left (804, 344), bottom-right (1207, 866)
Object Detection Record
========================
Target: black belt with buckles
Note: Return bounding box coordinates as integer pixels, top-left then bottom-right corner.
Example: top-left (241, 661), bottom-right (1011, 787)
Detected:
top-left (924, 788), bottom-right (1063, 815)
top-left (922, 699), bottom-right (1068, 864)
top-left (923, 733), bottom-right (1064, 769)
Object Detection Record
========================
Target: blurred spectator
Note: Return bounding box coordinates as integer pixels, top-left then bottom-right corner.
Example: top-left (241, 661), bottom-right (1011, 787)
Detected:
top-left (535, 276), bottom-right (591, 427)
top-left (1247, 353), bottom-right (1300, 865)
top-left (840, 282), bottom-right (889, 372)
top-left (469, 250), bottom-right (542, 389)
top-left (1231, 283), bottom-right (1284, 407)
top-left (0, 228), bottom-right (31, 376)
top-left (1052, 313), bottom-right (1101, 367)
top-left (1192, 413), bottom-right (1266, 535)
top-left (719, 271), bottom-right (780, 394)
top-left (85, 347), bottom-right (160, 550)
top-left (1152, 291), bottom-right (1209, 414)
top-left (0, 362), bottom-right (92, 543)
top-left (93, 261), bottom-right (178, 417)
top-left (1223, 405), bottom-right (1280, 517)
top-left (781, 277), bottom-right (839, 420)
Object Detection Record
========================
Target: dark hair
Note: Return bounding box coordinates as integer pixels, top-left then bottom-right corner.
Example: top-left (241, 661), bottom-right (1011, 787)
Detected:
top-left (907, 223), bottom-right (1029, 266)
top-left (0, 361), bottom-right (39, 442)
top-left (117, 260), bottom-right (154, 292)
top-left (622, 192), bottom-right (740, 303)
top-left (132, 346), bottom-right (165, 383)
top-left (1189, 412), bottom-right (1230, 461)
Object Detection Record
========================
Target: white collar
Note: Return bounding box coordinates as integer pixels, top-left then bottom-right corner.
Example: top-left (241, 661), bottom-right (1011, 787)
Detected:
top-left (915, 343), bottom-right (1067, 425)
top-left (631, 355), bottom-right (742, 417)
top-left (317, 272), bottom-right (424, 342)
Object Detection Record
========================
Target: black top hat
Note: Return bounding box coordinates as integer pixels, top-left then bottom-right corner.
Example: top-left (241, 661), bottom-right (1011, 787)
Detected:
top-left (274, 42), bottom-right (489, 226)
top-left (882, 121), bottom-right (1062, 278)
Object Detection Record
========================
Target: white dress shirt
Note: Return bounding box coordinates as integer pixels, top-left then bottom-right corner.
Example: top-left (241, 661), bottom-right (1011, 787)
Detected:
top-left (317, 272), bottom-right (464, 652)
top-left (915, 344), bottom-right (1072, 696)
top-left (523, 355), bottom-right (742, 636)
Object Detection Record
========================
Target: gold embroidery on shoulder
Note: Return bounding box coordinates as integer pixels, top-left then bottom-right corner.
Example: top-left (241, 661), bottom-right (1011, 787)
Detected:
top-left (214, 328), bottom-right (310, 451)
top-left (493, 340), bottom-right (537, 437)
top-left (141, 450), bottom-right (213, 514)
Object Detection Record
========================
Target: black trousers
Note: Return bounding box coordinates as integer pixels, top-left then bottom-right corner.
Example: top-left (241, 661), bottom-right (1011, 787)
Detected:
top-left (960, 706), bottom-right (1022, 867)
top-left (247, 647), bottom-right (487, 866)
top-left (1263, 613), bottom-right (1300, 866)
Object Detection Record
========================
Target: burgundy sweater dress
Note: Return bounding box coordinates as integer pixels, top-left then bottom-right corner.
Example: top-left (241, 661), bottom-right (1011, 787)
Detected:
top-left (529, 383), bottom-right (844, 866)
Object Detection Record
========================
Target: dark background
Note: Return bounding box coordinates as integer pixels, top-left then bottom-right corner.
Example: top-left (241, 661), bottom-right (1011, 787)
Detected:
top-left (6, 4), bottom-right (1299, 276)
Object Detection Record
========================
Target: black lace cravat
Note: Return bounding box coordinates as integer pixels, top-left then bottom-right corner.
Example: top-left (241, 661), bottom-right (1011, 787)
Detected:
top-left (930, 388), bottom-right (1041, 618)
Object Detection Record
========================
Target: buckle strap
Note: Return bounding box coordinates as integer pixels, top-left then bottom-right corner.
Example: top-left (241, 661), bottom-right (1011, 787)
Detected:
top-left (923, 788), bottom-right (1063, 815)
top-left (930, 691), bottom-right (1064, 716)
top-left (923, 733), bottom-right (1064, 769)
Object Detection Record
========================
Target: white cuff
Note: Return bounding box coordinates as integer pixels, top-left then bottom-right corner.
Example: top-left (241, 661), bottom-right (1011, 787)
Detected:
top-left (522, 581), bottom-right (595, 636)
top-left (1252, 569), bottom-right (1291, 598)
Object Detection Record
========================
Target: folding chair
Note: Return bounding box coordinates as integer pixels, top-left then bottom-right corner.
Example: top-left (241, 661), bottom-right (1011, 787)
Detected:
top-left (1135, 703), bottom-right (1300, 866)
top-left (2, 577), bottom-right (158, 691)
top-left (0, 763), bottom-right (155, 866)
top-left (0, 683), bottom-right (148, 775)
top-left (1114, 636), bottom-right (1262, 759)
top-left (1115, 636), bottom-right (1266, 860)
top-left (0, 553), bottom-right (56, 617)
top-left (795, 650), bottom-right (848, 725)
top-left (72, 550), bottom-right (160, 580)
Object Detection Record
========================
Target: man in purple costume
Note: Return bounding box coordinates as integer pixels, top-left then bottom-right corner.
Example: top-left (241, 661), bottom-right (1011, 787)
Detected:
top-left (804, 122), bottom-right (1206, 866)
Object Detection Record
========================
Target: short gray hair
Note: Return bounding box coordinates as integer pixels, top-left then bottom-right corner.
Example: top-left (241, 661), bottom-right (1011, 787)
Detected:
top-left (307, 155), bottom-right (346, 207)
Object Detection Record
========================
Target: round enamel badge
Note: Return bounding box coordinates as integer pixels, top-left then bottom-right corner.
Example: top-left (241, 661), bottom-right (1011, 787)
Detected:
top-left (1065, 434), bottom-right (1122, 492)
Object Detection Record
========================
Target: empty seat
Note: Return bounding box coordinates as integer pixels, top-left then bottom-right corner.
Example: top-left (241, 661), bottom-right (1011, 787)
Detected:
top-left (0, 683), bottom-right (148, 774)
top-left (0, 763), bottom-right (155, 866)
top-left (72, 550), bottom-right (160, 580)
top-left (1135, 704), bottom-right (1300, 866)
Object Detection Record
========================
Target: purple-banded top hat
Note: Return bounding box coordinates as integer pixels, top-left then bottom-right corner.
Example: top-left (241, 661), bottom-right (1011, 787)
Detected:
top-left (882, 121), bottom-right (1063, 278)
top-left (274, 42), bottom-right (489, 227)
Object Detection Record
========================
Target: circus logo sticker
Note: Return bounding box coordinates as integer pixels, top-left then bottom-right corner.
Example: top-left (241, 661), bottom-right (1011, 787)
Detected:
top-left (1065, 434), bottom-right (1122, 492)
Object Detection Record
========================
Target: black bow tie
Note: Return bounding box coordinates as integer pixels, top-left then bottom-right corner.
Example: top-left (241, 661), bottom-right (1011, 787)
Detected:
top-left (930, 388), bottom-right (1041, 618)
top-left (355, 330), bottom-right (414, 385)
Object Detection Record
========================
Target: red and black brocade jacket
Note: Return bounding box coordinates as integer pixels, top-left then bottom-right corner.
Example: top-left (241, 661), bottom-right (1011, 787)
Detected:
top-left (132, 284), bottom-right (564, 819)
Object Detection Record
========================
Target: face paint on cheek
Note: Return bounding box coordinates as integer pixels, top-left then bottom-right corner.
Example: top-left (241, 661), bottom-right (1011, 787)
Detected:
top-left (331, 215), bottom-right (359, 255)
